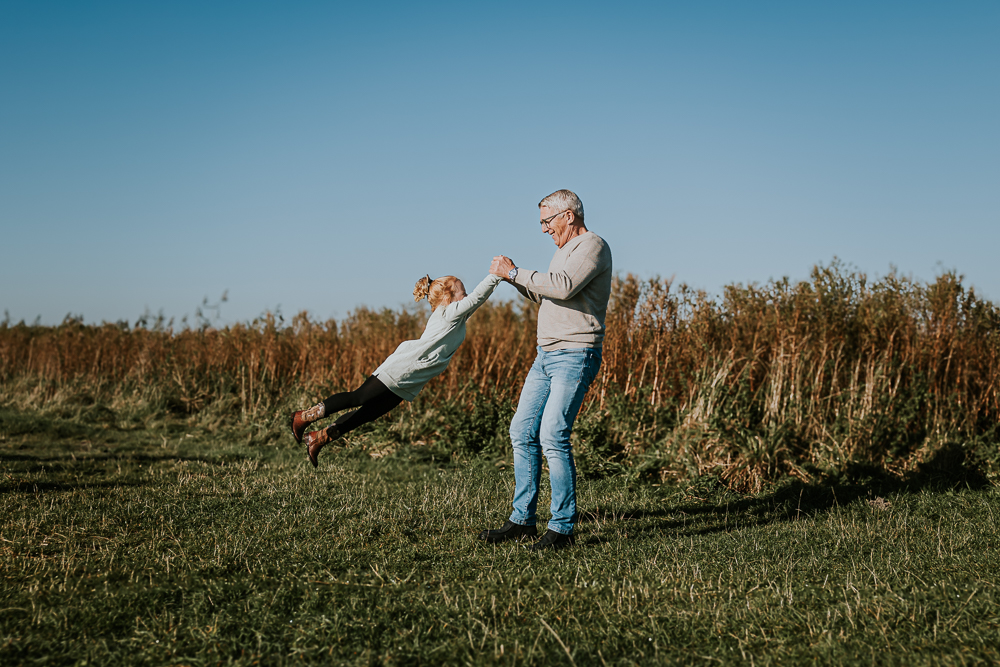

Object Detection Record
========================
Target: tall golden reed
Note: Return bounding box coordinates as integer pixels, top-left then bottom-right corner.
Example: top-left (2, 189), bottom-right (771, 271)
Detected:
top-left (2, 261), bottom-right (997, 489)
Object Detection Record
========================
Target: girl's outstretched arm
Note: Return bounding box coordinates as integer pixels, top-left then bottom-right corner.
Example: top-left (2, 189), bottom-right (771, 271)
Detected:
top-left (446, 275), bottom-right (502, 319)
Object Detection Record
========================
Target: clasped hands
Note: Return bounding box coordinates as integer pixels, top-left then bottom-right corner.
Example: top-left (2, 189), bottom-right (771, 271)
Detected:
top-left (490, 255), bottom-right (517, 281)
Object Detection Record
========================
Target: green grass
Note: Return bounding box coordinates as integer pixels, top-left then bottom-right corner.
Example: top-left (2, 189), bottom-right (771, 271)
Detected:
top-left (2, 407), bottom-right (998, 666)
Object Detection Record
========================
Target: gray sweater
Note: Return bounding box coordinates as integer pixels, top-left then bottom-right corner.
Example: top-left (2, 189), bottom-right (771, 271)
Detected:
top-left (374, 274), bottom-right (501, 401)
top-left (512, 231), bottom-right (613, 351)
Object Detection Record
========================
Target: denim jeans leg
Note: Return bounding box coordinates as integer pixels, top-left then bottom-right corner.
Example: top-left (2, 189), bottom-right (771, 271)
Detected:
top-left (538, 349), bottom-right (602, 535)
top-left (508, 352), bottom-right (549, 526)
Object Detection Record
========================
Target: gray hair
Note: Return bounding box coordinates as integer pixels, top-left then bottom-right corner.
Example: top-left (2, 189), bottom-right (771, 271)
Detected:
top-left (538, 189), bottom-right (584, 222)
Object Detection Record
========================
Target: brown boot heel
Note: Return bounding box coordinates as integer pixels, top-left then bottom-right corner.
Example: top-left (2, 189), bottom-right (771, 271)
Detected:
top-left (305, 428), bottom-right (336, 468)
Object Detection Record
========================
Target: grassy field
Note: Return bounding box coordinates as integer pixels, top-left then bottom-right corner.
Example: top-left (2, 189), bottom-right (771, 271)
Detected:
top-left (2, 406), bottom-right (998, 666)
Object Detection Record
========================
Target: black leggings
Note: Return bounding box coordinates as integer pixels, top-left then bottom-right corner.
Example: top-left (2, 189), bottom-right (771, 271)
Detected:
top-left (321, 375), bottom-right (403, 437)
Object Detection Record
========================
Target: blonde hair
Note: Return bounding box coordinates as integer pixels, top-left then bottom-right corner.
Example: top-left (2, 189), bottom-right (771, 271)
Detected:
top-left (413, 275), bottom-right (464, 310)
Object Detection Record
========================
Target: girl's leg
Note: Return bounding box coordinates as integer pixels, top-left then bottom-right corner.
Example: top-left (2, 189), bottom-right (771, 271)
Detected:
top-left (321, 374), bottom-right (394, 417)
top-left (292, 375), bottom-right (395, 443)
top-left (304, 375), bottom-right (402, 467)
top-left (328, 383), bottom-right (403, 437)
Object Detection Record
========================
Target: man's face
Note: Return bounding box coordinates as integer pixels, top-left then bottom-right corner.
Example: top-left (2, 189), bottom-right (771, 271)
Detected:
top-left (539, 205), bottom-right (572, 248)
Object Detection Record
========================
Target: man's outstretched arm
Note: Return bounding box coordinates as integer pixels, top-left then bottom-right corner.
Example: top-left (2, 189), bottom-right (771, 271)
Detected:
top-left (495, 241), bottom-right (607, 301)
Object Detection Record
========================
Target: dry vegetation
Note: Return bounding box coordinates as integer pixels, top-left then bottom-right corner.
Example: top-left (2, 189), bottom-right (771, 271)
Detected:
top-left (2, 261), bottom-right (998, 490)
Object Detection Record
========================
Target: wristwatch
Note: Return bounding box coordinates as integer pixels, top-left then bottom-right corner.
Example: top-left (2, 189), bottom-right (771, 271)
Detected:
top-left (507, 266), bottom-right (518, 281)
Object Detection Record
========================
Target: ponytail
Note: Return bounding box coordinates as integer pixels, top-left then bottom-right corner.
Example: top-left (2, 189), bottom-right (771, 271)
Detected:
top-left (413, 274), bottom-right (432, 302)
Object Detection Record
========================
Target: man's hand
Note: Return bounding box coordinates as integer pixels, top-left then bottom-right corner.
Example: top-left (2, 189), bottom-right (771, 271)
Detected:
top-left (490, 255), bottom-right (517, 280)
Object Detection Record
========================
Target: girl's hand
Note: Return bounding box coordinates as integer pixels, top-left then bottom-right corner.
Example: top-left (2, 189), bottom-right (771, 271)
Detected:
top-left (490, 255), bottom-right (516, 280)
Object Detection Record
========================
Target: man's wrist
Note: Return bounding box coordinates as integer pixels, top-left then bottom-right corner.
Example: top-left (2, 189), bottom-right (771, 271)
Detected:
top-left (507, 266), bottom-right (518, 282)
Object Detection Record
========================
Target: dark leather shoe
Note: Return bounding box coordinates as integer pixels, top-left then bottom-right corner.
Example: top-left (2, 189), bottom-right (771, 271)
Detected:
top-left (477, 520), bottom-right (537, 543)
top-left (526, 529), bottom-right (575, 551)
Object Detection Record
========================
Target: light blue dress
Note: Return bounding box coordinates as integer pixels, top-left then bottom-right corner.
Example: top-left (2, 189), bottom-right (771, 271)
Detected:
top-left (374, 275), bottom-right (501, 400)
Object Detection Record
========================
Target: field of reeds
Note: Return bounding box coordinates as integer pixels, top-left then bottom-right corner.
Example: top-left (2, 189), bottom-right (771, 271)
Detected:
top-left (2, 260), bottom-right (998, 490)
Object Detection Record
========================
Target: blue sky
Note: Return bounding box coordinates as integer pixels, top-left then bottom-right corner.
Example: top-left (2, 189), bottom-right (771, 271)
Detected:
top-left (2, 1), bottom-right (998, 326)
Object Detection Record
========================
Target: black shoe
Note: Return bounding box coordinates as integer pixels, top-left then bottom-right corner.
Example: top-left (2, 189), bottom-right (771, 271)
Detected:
top-left (526, 529), bottom-right (576, 551)
top-left (477, 520), bottom-right (537, 543)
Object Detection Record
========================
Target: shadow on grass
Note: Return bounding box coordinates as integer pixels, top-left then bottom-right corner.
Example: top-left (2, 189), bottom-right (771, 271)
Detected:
top-left (579, 442), bottom-right (993, 545)
top-left (0, 450), bottom-right (254, 495)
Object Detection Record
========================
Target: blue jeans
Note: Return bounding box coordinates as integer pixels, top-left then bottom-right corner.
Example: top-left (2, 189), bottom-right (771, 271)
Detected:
top-left (508, 347), bottom-right (602, 535)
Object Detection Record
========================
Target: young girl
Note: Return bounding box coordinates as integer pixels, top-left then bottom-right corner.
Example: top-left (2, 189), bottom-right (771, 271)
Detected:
top-left (291, 272), bottom-right (502, 466)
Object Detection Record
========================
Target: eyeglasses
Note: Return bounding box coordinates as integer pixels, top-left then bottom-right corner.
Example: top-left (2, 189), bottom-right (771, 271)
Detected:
top-left (540, 210), bottom-right (569, 228)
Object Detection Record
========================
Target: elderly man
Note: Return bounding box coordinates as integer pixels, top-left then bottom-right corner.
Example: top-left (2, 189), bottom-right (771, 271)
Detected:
top-left (479, 189), bottom-right (613, 551)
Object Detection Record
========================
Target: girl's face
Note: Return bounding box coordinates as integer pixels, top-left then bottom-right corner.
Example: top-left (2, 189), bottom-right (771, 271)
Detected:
top-left (451, 279), bottom-right (467, 303)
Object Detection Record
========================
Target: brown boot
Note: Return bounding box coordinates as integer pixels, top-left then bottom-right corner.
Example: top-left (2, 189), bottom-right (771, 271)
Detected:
top-left (290, 402), bottom-right (325, 444)
top-left (304, 425), bottom-right (340, 468)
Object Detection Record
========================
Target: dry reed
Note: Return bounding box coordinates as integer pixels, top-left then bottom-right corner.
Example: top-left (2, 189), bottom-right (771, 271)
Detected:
top-left (2, 261), bottom-right (997, 490)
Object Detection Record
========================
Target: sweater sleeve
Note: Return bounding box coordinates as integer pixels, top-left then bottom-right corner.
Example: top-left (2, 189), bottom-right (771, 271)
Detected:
top-left (510, 280), bottom-right (542, 304)
top-left (445, 274), bottom-right (502, 319)
top-left (513, 237), bottom-right (604, 301)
